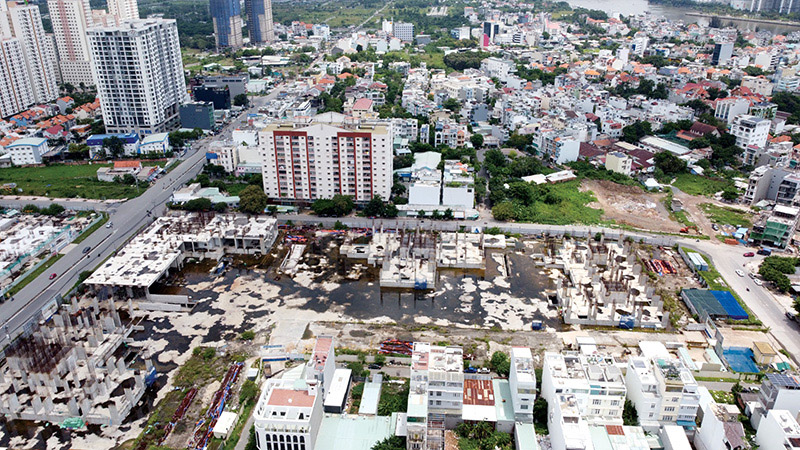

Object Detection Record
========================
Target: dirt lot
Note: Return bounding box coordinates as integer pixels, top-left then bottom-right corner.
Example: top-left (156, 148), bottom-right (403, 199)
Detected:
top-left (582, 180), bottom-right (682, 232)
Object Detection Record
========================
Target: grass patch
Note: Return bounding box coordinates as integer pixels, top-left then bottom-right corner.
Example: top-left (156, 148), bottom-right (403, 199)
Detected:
top-left (7, 254), bottom-right (63, 297)
top-left (699, 203), bottom-right (753, 228)
top-left (493, 180), bottom-right (604, 225)
top-left (711, 390), bottom-right (736, 404)
top-left (349, 382), bottom-right (364, 414)
top-left (672, 173), bottom-right (734, 196)
top-left (217, 399), bottom-right (258, 450)
top-left (72, 212), bottom-right (108, 244)
top-left (0, 164), bottom-right (146, 199)
top-left (695, 376), bottom-right (740, 383)
top-left (174, 346), bottom-right (248, 388)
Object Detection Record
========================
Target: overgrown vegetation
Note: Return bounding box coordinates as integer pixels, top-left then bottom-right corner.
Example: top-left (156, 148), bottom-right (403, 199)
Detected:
top-left (454, 421), bottom-right (513, 450)
top-left (699, 203), bottom-right (752, 228)
top-left (672, 173), bottom-right (735, 197)
top-left (377, 380), bottom-right (409, 416)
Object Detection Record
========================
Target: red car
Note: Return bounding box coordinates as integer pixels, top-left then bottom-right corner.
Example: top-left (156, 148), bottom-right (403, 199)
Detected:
top-left (49, 273), bottom-right (57, 280)
top-left (743, 252), bottom-right (755, 257)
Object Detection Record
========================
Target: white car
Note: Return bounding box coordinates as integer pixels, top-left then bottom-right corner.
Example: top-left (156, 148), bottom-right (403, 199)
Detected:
top-left (754, 279), bottom-right (763, 286)
top-left (736, 270), bottom-right (745, 277)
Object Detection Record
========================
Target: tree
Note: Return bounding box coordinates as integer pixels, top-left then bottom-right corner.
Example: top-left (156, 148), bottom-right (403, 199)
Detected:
top-left (312, 195), bottom-right (354, 217)
top-left (364, 195), bottom-right (387, 217)
top-left (721, 188), bottom-right (739, 201)
top-left (42, 203), bottom-right (65, 216)
top-left (470, 133), bottom-right (484, 149)
top-left (234, 93), bottom-right (249, 107)
top-left (488, 351), bottom-right (510, 377)
top-left (374, 354), bottom-right (386, 365)
top-left (623, 399), bottom-right (639, 426)
top-left (102, 136), bottom-right (125, 158)
top-left (371, 436), bottom-right (406, 450)
top-left (121, 173), bottom-right (137, 185)
top-left (492, 202), bottom-right (515, 221)
top-left (239, 185), bottom-right (268, 214)
top-left (622, 121), bottom-right (652, 144)
top-left (442, 98), bottom-right (461, 114)
top-left (507, 132), bottom-right (533, 152)
top-left (184, 198), bottom-right (213, 211)
top-left (654, 152), bottom-right (687, 175)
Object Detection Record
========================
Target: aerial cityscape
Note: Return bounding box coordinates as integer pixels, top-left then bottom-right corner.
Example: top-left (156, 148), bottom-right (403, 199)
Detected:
top-left (3, 0), bottom-right (800, 448)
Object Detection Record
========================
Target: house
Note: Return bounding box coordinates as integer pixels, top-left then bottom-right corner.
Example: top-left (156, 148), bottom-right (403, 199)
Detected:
top-left (5, 138), bottom-right (48, 165)
top-left (139, 133), bottom-right (171, 155)
top-left (56, 97), bottom-right (75, 114)
top-left (97, 160), bottom-right (142, 182)
top-left (694, 403), bottom-right (748, 450)
top-left (86, 133), bottom-right (141, 158)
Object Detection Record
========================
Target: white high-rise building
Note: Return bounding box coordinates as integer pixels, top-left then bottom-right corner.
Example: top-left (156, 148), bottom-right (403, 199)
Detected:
top-left (107, 0), bottom-right (138, 22)
top-left (48, 0), bottom-right (95, 85)
top-left (625, 355), bottom-right (700, 432)
top-left (88, 18), bottom-right (186, 137)
top-left (393, 22), bottom-right (414, 42)
top-left (258, 113), bottom-right (393, 203)
top-left (5, 1), bottom-right (59, 103)
top-left (0, 37), bottom-right (34, 117)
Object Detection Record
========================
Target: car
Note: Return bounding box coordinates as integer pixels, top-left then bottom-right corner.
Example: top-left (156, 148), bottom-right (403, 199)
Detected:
top-left (105, 222), bottom-right (113, 229)
top-left (712, 224), bottom-right (719, 231)
top-left (736, 269), bottom-right (745, 277)
top-left (464, 366), bottom-right (478, 374)
top-left (478, 367), bottom-right (490, 374)
top-left (754, 279), bottom-right (763, 286)
top-left (367, 364), bottom-right (381, 370)
top-left (49, 273), bottom-right (57, 280)
top-left (82, 246), bottom-right (91, 254)
top-left (743, 252), bottom-right (755, 257)
top-left (787, 311), bottom-right (797, 322)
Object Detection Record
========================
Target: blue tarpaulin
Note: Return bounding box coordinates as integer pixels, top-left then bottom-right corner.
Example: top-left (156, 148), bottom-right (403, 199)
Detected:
top-left (711, 290), bottom-right (749, 320)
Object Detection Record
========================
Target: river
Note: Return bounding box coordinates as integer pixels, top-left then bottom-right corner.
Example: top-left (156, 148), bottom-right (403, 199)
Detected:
top-left (564, 0), bottom-right (800, 33)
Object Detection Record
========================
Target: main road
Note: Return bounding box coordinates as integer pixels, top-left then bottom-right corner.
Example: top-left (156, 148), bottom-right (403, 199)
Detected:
top-left (0, 94), bottom-right (278, 348)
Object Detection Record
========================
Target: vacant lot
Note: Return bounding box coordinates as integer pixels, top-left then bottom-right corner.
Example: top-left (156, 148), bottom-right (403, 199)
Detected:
top-left (700, 203), bottom-right (753, 228)
top-left (0, 164), bottom-right (149, 199)
top-left (583, 179), bottom-right (682, 232)
top-left (672, 173), bottom-right (734, 197)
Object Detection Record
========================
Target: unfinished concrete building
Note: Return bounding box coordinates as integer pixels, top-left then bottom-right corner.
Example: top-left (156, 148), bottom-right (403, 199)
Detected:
top-left (0, 214), bottom-right (78, 284)
top-left (340, 229), bottom-right (486, 289)
top-left (550, 235), bottom-right (669, 328)
top-left (0, 299), bottom-right (151, 426)
top-left (86, 213), bottom-right (278, 303)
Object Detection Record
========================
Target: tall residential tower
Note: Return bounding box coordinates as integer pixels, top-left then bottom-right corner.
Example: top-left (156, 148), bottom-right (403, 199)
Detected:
top-left (245, 0), bottom-right (273, 44)
top-left (48, 0), bottom-right (95, 85)
top-left (88, 18), bottom-right (186, 136)
top-left (209, 0), bottom-right (243, 49)
top-left (5, 1), bottom-right (59, 103)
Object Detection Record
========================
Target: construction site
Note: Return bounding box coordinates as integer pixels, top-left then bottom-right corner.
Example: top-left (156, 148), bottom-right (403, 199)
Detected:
top-left (85, 212), bottom-right (278, 309)
top-left (539, 234), bottom-right (675, 329)
top-left (0, 211), bottom-right (101, 294)
top-left (0, 297), bottom-right (153, 428)
top-left (338, 228), bottom-right (489, 290)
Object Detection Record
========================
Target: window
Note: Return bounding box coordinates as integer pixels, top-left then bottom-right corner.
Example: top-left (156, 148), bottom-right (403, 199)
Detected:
top-left (592, 399), bottom-right (601, 406)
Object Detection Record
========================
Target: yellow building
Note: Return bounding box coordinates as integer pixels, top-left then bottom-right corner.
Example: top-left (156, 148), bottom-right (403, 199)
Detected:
top-left (753, 341), bottom-right (778, 365)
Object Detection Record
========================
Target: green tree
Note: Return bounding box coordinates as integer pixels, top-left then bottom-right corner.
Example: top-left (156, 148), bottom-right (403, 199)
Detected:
top-left (102, 136), bottom-right (125, 158)
top-left (533, 397), bottom-right (548, 426)
top-left (654, 152), bottom-right (687, 175)
top-left (234, 93), bottom-right (249, 107)
top-left (721, 188), bottom-right (739, 201)
top-left (488, 351), bottom-right (510, 376)
top-left (374, 354), bottom-right (386, 365)
top-left (492, 202), bottom-right (516, 221)
top-left (442, 98), bottom-right (461, 113)
top-left (623, 399), bottom-right (639, 426)
top-left (470, 133), bottom-right (484, 149)
top-left (364, 195), bottom-right (387, 217)
top-left (184, 198), bottom-right (213, 211)
top-left (239, 185), bottom-right (268, 214)
top-left (621, 121), bottom-right (652, 144)
top-left (371, 436), bottom-right (406, 450)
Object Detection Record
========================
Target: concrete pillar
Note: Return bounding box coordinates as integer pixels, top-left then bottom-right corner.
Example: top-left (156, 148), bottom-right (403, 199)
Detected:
top-left (8, 357), bottom-right (19, 372)
top-left (104, 316), bottom-right (115, 333)
top-left (109, 402), bottom-right (120, 425)
top-left (124, 387), bottom-right (135, 404)
top-left (68, 398), bottom-right (80, 416)
top-left (44, 396), bottom-right (54, 414)
top-left (106, 357), bottom-right (116, 374)
top-left (126, 286), bottom-right (133, 298)
top-left (632, 264), bottom-right (641, 275)
top-left (8, 392), bottom-right (20, 412)
top-left (31, 396), bottom-right (43, 414)
top-left (19, 369), bottom-right (27, 385)
top-left (636, 305), bottom-right (644, 326)
top-left (646, 286), bottom-right (654, 299)
top-left (128, 298), bottom-right (135, 317)
top-left (116, 358), bottom-right (126, 374)
top-left (81, 399), bottom-right (92, 416)
top-left (87, 334), bottom-right (98, 348)
top-left (88, 359), bottom-right (97, 377)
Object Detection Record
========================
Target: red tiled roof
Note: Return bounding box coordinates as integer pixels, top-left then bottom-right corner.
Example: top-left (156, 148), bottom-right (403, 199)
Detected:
top-left (114, 160), bottom-right (142, 169)
top-left (267, 388), bottom-right (315, 407)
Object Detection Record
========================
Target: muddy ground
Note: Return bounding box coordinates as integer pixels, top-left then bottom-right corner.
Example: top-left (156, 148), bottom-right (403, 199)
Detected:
top-left (583, 179), bottom-right (682, 232)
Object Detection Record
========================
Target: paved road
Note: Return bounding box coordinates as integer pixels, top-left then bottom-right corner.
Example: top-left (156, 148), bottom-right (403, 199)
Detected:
top-left (0, 97), bottom-right (275, 347)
